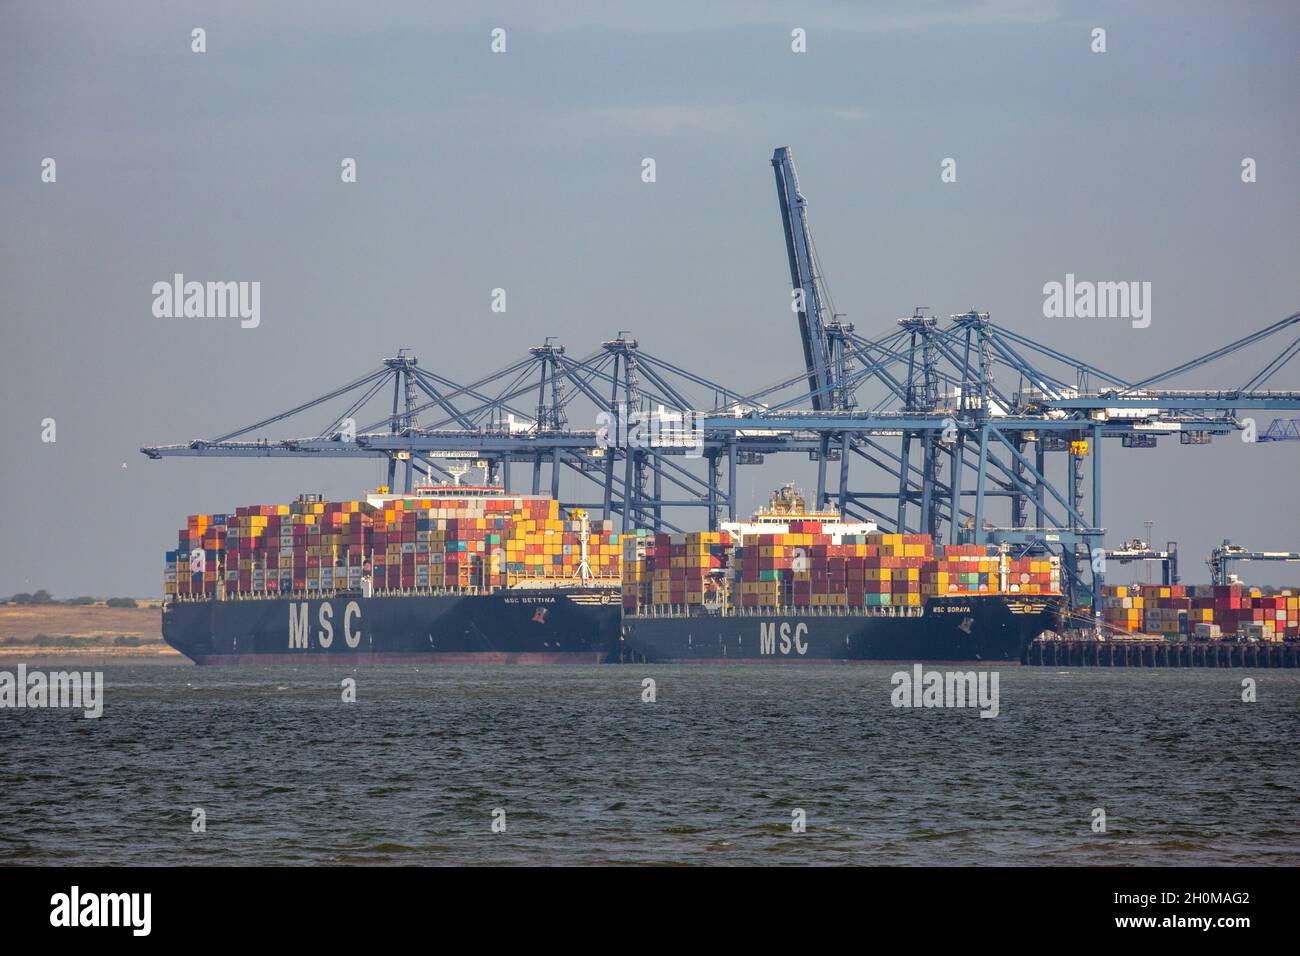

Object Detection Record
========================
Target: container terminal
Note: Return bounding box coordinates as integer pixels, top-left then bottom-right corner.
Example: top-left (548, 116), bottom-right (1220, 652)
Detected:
top-left (144, 148), bottom-right (1300, 667)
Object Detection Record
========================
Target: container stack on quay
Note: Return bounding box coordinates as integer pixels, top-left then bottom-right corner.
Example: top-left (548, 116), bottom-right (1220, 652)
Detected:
top-left (1100, 584), bottom-right (1300, 641)
top-left (164, 491), bottom-right (621, 598)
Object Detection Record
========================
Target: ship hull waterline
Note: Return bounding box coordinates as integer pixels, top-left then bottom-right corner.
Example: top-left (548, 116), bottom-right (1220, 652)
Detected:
top-left (163, 591), bottom-right (1060, 665)
top-left (619, 595), bottom-right (1062, 664)
top-left (162, 588), bottom-right (623, 665)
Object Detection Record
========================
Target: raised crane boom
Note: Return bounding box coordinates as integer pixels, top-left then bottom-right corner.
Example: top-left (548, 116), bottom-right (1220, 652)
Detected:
top-left (772, 146), bottom-right (838, 411)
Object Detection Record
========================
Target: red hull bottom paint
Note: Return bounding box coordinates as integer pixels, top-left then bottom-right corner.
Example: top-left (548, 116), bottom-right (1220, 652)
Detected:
top-left (197, 651), bottom-right (608, 665)
top-left (627, 658), bottom-right (1022, 666)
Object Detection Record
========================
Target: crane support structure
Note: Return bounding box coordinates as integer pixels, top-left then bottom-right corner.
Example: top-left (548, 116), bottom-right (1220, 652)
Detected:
top-left (1259, 418), bottom-right (1300, 441)
top-left (142, 148), bottom-right (1300, 618)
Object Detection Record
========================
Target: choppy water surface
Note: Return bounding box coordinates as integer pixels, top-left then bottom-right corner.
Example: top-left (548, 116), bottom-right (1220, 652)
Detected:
top-left (2, 661), bottom-right (1297, 865)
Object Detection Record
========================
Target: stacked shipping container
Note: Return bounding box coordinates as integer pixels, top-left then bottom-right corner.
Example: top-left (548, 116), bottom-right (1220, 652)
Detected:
top-left (623, 527), bottom-right (1061, 613)
top-left (165, 513), bottom-right (228, 597)
top-left (166, 499), bottom-right (376, 597)
top-left (622, 531), bottom-right (731, 610)
top-left (1101, 584), bottom-right (1300, 641)
top-left (737, 533), bottom-right (1056, 610)
top-left (164, 492), bottom-right (621, 598)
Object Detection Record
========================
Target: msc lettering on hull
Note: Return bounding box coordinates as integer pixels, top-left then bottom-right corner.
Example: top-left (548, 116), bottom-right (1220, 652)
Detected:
top-left (759, 621), bottom-right (809, 656)
top-left (288, 601), bottom-right (362, 650)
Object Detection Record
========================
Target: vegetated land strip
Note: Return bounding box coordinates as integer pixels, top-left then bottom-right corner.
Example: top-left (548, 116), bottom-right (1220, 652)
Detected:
top-left (0, 603), bottom-right (176, 655)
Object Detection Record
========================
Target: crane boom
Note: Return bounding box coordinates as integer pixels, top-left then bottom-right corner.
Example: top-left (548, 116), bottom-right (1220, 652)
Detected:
top-left (1104, 540), bottom-right (1180, 585)
top-left (1208, 539), bottom-right (1300, 585)
top-left (772, 146), bottom-right (836, 411)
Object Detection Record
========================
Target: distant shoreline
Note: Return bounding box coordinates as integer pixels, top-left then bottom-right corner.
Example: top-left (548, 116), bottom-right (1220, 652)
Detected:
top-left (0, 644), bottom-right (182, 660)
top-left (0, 602), bottom-right (166, 653)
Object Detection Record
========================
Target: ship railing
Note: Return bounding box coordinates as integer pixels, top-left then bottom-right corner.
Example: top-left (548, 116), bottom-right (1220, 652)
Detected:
top-left (171, 584), bottom-right (519, 601)
top-left (630, 603), bottom-right (926, 619)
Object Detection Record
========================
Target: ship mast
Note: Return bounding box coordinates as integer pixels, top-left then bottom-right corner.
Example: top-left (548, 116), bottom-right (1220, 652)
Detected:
top-left (572, 509), bottom-right (594, 583)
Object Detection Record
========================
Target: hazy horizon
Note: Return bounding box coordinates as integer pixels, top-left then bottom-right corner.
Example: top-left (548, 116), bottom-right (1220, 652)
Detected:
top-left (2, 0), bottom-right (1298, 597)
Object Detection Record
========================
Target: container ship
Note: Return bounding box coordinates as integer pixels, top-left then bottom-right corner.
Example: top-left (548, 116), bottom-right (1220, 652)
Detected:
top-left (617, 483), bottom-right (1063, 664)
top-left (162, 482), bottom-right (1062, 664)
top-left (162, 485), bottom-right (622, 664)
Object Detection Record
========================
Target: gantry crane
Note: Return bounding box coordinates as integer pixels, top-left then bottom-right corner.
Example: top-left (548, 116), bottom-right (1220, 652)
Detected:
top-left (1208, 541), bottom-right (1300, 585)
top-left (141, 147), bottom-right (1300, 617)
top-left (1104, 540), bottom-right (1180, 586)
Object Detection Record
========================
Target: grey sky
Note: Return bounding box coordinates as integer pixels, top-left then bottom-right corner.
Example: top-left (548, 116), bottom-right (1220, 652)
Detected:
top-left (2, 1), bottom-right (1297, 597)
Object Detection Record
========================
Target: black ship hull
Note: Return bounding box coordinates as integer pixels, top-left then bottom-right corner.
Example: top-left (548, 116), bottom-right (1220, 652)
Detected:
top-left (162, 588), bottom-right (622, 665)
top-left (619, 595), bottom-right (1062, 664)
